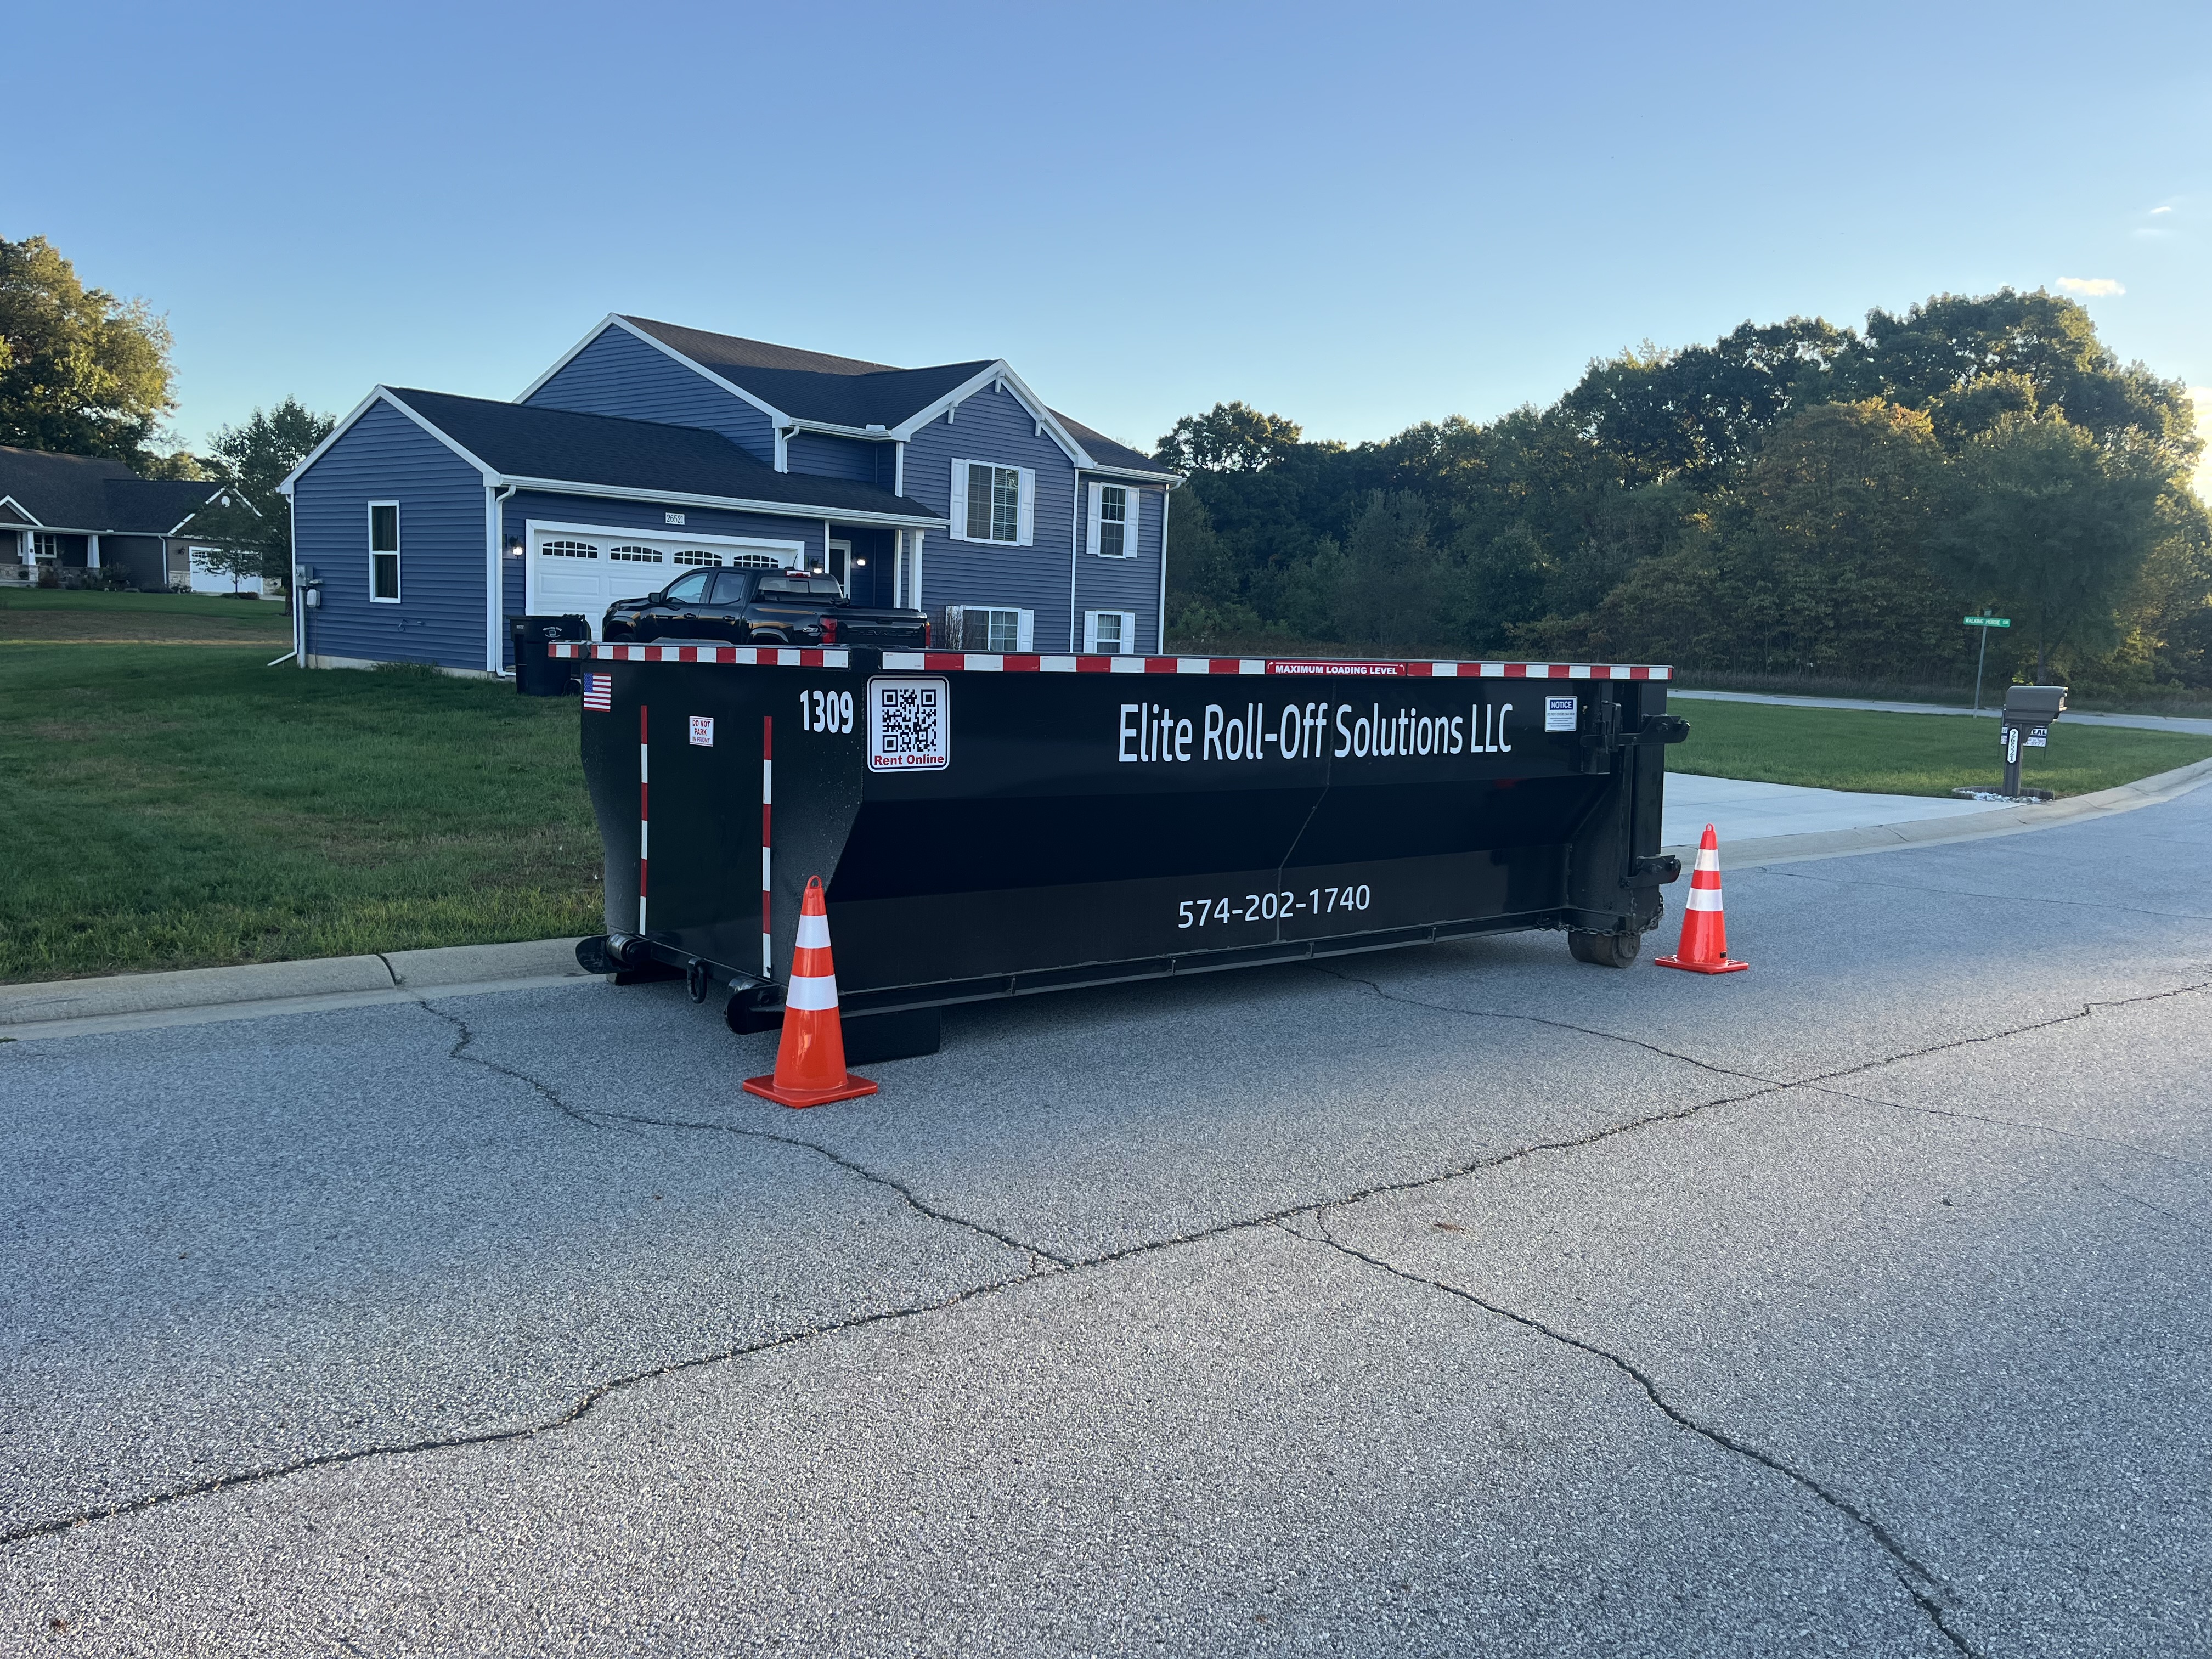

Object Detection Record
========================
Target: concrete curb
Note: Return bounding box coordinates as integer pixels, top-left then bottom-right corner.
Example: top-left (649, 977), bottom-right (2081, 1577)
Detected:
top-left (1665, 754), bottom-right (2212, 868)
top-left (0, 938), bottom-right (594, 1041)
top-left (5, 754), bottom-right (2209, 1043)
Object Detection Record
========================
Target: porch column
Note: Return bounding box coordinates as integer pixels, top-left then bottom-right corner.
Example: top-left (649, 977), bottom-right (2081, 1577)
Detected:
top-left (86, 534), bottom-right (100, 569)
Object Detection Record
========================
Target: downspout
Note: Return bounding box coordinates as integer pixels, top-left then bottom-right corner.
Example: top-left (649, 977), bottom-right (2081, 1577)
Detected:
top-left (281, 481), bottom-right (304, 668)
top-left (1157, 486), bottom-right (1172, 656)
top-left (1070, 472), bottom-right (1082, 653)
top-left (489, 482), bottom-right (517, 673)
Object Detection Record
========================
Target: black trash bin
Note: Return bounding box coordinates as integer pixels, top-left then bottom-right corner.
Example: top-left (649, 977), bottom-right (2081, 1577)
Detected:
top-left (510, 615), bottom-right (590, 696)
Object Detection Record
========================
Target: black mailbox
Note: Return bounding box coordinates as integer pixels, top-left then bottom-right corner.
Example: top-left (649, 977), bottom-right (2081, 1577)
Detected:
top-left (1995, 684), bottom-right (2066, 799)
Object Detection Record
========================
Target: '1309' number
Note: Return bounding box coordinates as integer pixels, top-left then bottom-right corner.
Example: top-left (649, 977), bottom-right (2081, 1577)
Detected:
top-left (800, 689), bottom-right (854, 733)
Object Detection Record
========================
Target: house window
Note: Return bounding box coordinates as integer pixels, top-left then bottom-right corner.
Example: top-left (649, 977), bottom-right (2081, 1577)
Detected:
top-left (1085, 610), bottom-right (1136, 654)
top-left (672, 549), bottom-right (721, 567)
top-left (368, 502), bottom-right (400, 602)
top-left (946, 605), bottom-right (1032, 652)
top-left (607, 544), bottom-right (664, 564)
top-left (32, 533), bottom-right (59, 562)
top-left (1090, 484), bottom-right (1136, 557)
top-left (540, 539), bottom-right (599, 558)
top-left (953, 460), bottom-right (1032, 544)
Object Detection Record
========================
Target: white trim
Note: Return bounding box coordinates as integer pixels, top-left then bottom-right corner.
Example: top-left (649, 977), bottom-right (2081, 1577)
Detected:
top-left (165, 483), bottom-right (261, 536)
top-left (1157, 486), bottom-right (1171, 654)
top-left (279, 388), bottom-right (499, 494)
top-left (0, 496), bottom-right (46, 528)
top-left (367, 500), bottom-right (401, 603)
top-left (910, 531), bottom-right (924, 609)
top-left (890, 361), bottom-right (1089, 466)
top-left (514, 315), bottom-right (792, 437)
top-left (894, 441), bottom-right (905, 497)
top-left (1080, 462), bottom-right (1183, 484)
top-left (1082, 610), bottom-right (1137, 654)
top-left (500, 476), bottom-right (942, 529)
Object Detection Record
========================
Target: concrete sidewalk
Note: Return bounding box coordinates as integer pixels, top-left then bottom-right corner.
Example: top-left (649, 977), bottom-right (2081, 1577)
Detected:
top-left (1672, 686), bottom-right (2212, 737)
top-left (1662, 772), bottom-right (2000, 848)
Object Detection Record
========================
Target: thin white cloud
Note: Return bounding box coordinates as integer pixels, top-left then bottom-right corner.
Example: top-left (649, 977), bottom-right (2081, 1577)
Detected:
top-left (2151, 206), bottom-right (2174, 215)
top-left (2057, 276), bottom-right (2125, 296)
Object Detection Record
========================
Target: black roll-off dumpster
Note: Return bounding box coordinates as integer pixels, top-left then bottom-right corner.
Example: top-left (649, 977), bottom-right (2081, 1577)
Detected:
top-left (558, 642), bottom-right (1689, 1057)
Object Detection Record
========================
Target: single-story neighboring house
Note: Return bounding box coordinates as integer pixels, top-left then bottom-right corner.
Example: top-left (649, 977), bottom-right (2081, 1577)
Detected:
top-left (278, 315), bottom-right (1183, 674)
top-left (0, 445), bottom-right (249, 591)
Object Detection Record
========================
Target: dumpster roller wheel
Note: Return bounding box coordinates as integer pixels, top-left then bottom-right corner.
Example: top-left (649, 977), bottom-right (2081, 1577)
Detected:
top-left (1568, 929), bottom-right (1641, 969)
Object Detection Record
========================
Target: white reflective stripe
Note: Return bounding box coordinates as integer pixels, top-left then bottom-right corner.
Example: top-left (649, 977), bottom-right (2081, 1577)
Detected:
top-left (761, 759), bottom-right (772, 804)
top-left (762, 932), bottom-right (772, 976)
top-left (1694, 847), bottom-right (1720, 873)
top-left (882, 652), bottom-right (925, 669)
top-left (795, 912), bottom-right (831, 949)
top-left (968, 654), bottom-right (1005, 670)
top-left (777, 648), bottom-right (800, 666)
top-left (640, 822), bottom-right (648, 856)
top-left (1176, 658), bottom-right (1210, 674)
top-left (1239, 659), bottom-right (1265, 675)
top-left (760, 848), bottom-right (771, 889)
top-left (1684, 886), bottom-right (1724, 912)
top-left (785, 971), bottom-right (838, 1011)
top-left (638, 896), bottom-right (648, 930)
top-left (1109, 657), bottom-right (1146, 673)
top-left (640, 745), bottom-right (648, 781)
top-left (1479, 662), bottom-right (1504, 677)
top-left (1041, 656), bottom-right (1077, 672)
top-left (1429, 662), bottom-right (1462, 678)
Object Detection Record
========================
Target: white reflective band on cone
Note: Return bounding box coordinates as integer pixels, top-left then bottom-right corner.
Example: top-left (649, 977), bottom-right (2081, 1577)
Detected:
top-left (1694, 848), bottom-right (1720, 872)
top-left (796, 912), bottom-right (831, 949)
top-left (1685, 886), bottom-right (1724, 912)
top-left (786, 972), bottom-right (838, 1011)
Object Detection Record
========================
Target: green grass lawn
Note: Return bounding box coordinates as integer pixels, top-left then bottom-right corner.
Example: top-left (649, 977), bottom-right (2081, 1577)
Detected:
top-left (1668, 698), bottom-right (2212, 798)
top-left (1, 644), bottom-right (602, 983)
top-left (0, 587), bottom-right (292, 644)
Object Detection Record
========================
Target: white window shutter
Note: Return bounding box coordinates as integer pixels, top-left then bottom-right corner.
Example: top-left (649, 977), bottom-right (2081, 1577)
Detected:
top-left (1016, 609), bottom-right (1034, 652)
top-left (1124, 489), bottom-right (1143, 558)
top-left (1082, 611), bottom-right (1098, 652)
top-left (949, 460), bottom-right (969, 541)
top-left (1086, 482), bottom-right (1102, 557)
top-left (1122, 612), bottom-right (1138, 654)
top-left (1016, 467), bottom-right (1036, 545)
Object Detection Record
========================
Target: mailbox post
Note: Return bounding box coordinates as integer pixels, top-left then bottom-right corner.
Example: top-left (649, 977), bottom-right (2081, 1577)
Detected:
top-left (1957, 684), bottom-right (2066, 802)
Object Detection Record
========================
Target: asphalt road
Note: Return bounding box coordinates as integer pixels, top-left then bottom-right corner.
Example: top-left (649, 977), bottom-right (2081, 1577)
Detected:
top-left (3, 791), bottom-right (2208, 1656)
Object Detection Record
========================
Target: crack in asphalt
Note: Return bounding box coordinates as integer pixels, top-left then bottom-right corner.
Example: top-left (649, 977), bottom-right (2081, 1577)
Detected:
top-left (415, 1002), bottom-right (601, 1130)
top-left (1803, 1082), bottom-right (2212, 1175)
top-left (0, 1270), bottom-right (1051, 1550)
top-left (14, 962), bottom-right (2208, 1600)
top-left (594, 1109), bottom-right (1073, 1270)
top-left (1288, 1220), bottom-right (1981, 1658)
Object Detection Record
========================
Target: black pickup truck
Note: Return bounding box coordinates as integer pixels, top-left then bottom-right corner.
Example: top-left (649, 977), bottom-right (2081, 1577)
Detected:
top-left (602, 568), bottom-right (930, 649)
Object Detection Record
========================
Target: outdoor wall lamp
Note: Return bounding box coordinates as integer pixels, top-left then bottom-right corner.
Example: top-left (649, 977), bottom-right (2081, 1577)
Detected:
top-left (505, 538), bottom-right (524, 556)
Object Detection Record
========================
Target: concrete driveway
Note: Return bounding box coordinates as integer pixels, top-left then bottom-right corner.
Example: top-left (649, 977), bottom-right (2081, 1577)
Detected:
top-left (3, 791), bottom-right (2207, 1656)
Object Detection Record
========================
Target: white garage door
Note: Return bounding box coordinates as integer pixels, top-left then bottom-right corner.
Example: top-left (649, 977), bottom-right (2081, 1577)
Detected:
top-left (527, 528), bottom-right (802, 636)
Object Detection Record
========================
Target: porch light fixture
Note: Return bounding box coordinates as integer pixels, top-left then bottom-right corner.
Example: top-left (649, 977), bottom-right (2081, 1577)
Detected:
top-left (505, 538), bottom-right (524, 556)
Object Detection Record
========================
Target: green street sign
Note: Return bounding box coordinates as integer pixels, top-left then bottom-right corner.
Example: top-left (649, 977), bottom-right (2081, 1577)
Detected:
top-left (1963, 616), bottom-right (2012, 628)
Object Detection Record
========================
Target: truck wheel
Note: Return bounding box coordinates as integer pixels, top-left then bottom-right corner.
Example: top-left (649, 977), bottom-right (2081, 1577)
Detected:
top-left (1568, 929), bottom-right (1641, 968)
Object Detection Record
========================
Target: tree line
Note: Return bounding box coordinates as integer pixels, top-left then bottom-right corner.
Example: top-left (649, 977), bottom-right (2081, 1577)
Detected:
top-left (0, 235), bottom-right (331, 594)
top-left (1156, 291), bottom-right (2209, 692)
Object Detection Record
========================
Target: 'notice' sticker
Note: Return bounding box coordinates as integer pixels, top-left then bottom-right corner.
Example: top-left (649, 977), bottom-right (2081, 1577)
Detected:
top-left (1544, 696), bottom-right (1578, 732)
top-left (689, 716), bottom-right (714, 747)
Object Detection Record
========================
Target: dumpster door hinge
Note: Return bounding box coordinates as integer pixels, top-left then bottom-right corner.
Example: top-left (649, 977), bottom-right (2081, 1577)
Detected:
top-left (1622, 854), bottom-right (1681, 889)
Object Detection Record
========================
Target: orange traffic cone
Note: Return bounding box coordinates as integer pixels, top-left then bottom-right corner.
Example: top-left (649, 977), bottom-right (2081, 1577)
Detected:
top-left (743, 877), bottom-right (880, 1107)
top-left (1655, 824), bottom-right (1749, 975)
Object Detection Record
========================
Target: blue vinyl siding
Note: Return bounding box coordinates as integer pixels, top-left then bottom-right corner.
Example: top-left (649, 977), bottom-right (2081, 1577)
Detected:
top-left (1074, 478), bottom-right (1165, 653)
top-left (497, 490), bottom-right (830, 665)
top-left (902, 382), bottom-right (1082, 650)
top-left (294, 399), bottom-right (488, 670)
top-left (524, 325), bottom-right (777, 464)
top-left (786, 431), bottom-right (891, 484)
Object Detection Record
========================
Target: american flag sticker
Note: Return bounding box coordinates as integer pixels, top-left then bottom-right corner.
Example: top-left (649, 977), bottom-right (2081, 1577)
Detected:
top-left (582, 674), bottom-right (612, 711)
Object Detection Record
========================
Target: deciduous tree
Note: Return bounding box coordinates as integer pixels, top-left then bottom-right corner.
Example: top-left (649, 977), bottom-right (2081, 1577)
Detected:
top-left (0, 236), bottom-right (176, 462)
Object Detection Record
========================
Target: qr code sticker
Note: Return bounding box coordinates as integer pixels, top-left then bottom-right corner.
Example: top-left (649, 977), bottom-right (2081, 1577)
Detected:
top-left (868, 676), bottom-right (950, 771)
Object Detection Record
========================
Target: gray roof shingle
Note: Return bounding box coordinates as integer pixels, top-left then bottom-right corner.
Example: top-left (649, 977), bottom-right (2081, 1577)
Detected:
top-left (384, 390), bottom-right (942, 521)
top-left (0, 445), bottom-right (229, 534)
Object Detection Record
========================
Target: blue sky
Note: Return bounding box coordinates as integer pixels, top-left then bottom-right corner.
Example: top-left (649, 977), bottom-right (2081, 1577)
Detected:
top-left (9, 0), bottom-right (2209, 477)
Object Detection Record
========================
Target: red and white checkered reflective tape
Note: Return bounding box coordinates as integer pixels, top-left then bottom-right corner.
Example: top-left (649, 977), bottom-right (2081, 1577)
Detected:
top-left (548, 642), bottom-right (848, 668)
top-left (549, 641), bottom-right (1669, 680)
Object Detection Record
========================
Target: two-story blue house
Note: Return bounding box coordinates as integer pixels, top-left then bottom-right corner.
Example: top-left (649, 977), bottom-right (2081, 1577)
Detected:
top-left (279, 315), bottom-right (1182, 673)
